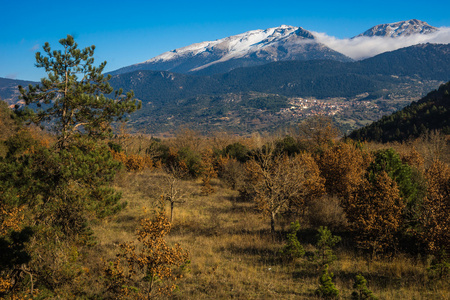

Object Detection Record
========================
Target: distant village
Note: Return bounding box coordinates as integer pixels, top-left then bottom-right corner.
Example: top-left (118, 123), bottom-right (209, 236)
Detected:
top-left (279, 94), bottom-right (379, 118)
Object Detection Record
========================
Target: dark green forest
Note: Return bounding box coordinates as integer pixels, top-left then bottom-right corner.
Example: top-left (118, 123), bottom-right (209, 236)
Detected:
top-left (350, 81), bottom-right (450, 142)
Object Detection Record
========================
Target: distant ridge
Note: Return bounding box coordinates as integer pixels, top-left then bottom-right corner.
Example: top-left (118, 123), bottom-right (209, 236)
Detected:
top-left (0, 77), bottom-right (37, 106)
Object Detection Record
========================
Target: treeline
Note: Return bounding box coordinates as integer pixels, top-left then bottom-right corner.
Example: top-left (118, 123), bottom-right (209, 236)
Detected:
top-left (350, 81), bottom-right (450, 142)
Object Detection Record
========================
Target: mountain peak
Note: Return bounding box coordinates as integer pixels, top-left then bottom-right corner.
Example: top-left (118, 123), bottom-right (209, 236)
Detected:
top-left (355, 19), bottom-right (438, 38)
top-left (110, 25), bottom-right (350, 76)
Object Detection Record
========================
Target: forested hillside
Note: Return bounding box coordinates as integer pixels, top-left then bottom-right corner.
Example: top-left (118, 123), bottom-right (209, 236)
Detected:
top-left (350, 81), bottom-right (450, 142)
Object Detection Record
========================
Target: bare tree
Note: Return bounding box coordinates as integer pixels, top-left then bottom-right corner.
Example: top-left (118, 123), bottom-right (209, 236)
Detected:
top-left (244, 144), bottom-right (325, 236)
top-left (161, 164), bottom-right (189, 222)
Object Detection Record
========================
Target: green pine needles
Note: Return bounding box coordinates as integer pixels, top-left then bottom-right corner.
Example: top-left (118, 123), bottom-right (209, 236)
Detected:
top-left (18, 34), bottom-right (141, 149)
top-left (315, 264), bottom-right (340, 299)
top-left (280, 221), bottom-right (305, 261)
top-left (351, 274), bottom-right (377, 300)
top-left (316, 226), bottom-right (341, 266)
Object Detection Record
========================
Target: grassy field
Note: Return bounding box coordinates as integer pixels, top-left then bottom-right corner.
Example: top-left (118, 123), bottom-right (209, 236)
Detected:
top-left (91, 167), bottom-right (449, 299)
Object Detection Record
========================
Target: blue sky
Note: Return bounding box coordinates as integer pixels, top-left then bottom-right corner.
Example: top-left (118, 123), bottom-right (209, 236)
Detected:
top-left (1, 0), bottom-right (449, 81)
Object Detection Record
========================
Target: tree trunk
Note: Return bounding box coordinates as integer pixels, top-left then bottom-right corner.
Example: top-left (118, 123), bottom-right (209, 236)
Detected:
top-left (270, 213), bottom-right (276, 240)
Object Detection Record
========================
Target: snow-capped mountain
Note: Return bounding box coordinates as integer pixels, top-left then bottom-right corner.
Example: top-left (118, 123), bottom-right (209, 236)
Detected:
top-left (110, 25), bottom-right (351, 76)
top-left (354, 19), bottom-right (438, 38)
top-left (110, 19), bottom-right (447, 76)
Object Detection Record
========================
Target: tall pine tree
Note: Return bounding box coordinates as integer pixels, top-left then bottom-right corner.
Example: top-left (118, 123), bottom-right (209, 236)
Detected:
top-left (18, 34), bottom-right (140, 148)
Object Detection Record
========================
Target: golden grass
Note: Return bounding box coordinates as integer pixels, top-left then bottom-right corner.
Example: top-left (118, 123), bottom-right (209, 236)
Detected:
top-left (91, 169), bottom-right (450, 299)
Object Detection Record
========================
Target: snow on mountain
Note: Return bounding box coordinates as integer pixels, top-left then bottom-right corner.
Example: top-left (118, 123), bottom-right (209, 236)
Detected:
top-left (354, 19), bottom-right (438, 38)
top-left (109, 20), bottom-right (449, 76)
top-left (147, 25), bottom-right (313, 64)
top-left (110, 25), bottom-right (351, 76)
top-left (314, 19), bottom-right (449, 60)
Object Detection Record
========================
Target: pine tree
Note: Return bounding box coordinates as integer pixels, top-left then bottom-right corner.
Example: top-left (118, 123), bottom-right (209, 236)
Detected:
top-left (0, 35), bottom-right (140, 296)
top-left (316, 226), bottom-right (341, 266)
top-left (315, 264), bottom-right (339, 299)
top-left (280, 221), bottom-right (305, 261)
top-left (351, 274), bottom-right (377, 300)
top-left (18, 35), bottom-right (141, 148)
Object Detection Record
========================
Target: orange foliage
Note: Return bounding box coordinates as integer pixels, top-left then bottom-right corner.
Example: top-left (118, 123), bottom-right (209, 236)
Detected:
top-left (0, 205), bottom-right (24, 236)
top-left (317, 142), bottom-right (372, 205)
top-left (419, 160), bottom-right (450, 257)
top-left (400, 147), bottom-right (424, 169)
top-left (244, 150), bottom-right (325, 233)
top-left (346, 172), bottom-right (404, 257)
top-left (0, 205), bottom-right (25, 295)
top-left (112, 151), bottom-right (153, 171)
top-left (106, 213), bottom-right (189, 298)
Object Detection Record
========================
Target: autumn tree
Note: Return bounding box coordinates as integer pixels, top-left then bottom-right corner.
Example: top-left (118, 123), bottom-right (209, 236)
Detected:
top-left (106, 213), bottom-right (189, 299)
top-left (367, 148), bottom-right (426, 230)
top-left (18, 34), bottom-right (140, 148)
top-left (367, 148), bottom-right (423, 205)
top-left (244, 145), bottom-right (324, 235)
top-left (317, 141), bottom-right (372, 207)
top-left (216, 155), bottom-right (245, 190)
top-left (296, 115), bottom-right (341, 152)
top-left (346, 172), bottom-right (404, 257)
top-left (200, 148), bottom-right (217, 195)
top-left (419, 160), bottom-right (450, 260)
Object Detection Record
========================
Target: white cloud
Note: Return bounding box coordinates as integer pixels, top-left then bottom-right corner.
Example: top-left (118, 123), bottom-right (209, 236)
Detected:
top-left (29, 43), bottom-right (40, 52)
top-left (313, 27), bottom-right (450, 60)
top-left (6, 73), bottom-right (18, 79)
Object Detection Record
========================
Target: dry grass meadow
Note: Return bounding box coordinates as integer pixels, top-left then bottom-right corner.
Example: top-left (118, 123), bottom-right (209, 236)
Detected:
top-left (90, 164), bottom-right (449, 299)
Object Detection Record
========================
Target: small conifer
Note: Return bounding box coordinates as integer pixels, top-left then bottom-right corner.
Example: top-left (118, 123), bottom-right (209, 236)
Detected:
top-left (351, 274), bottom-right (377, 299)
top-left (280, 221), bottom-right (305, 261)
top-left (315, 264), bottom-right (339, 299)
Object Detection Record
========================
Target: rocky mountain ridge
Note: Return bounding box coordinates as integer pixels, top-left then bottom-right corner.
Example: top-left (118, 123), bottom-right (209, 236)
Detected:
top-left (354, 19), bottom-right (437, 38)
top-left (109, 19), bottom-right (446, 76)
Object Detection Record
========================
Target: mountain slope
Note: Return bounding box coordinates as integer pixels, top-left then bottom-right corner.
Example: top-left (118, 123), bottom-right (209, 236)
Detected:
top-left (0, 78), bottom-right (36, 106)
top-left (108, 43), bottom-right (450, 105)
top-left (109, 25), bottom-right (352, 76)
top-left (349, 81), bottom-right (450, 142)
top-left (105, 43), bottom-right (450, 134)
top-left (356, 43), bottom-right (450, 80)
top-left (354, 19), bottom-right (438, 38)
top-left (110, 19), bottom-right (446, 76)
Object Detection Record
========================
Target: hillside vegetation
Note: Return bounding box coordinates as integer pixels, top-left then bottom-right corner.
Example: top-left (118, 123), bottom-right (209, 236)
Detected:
top-left (1, 113), bottom-right (449, 298)
top-left (107, 43), bottom-right (450, 134)
top-left (350, 81), bottom-right (450, 142)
